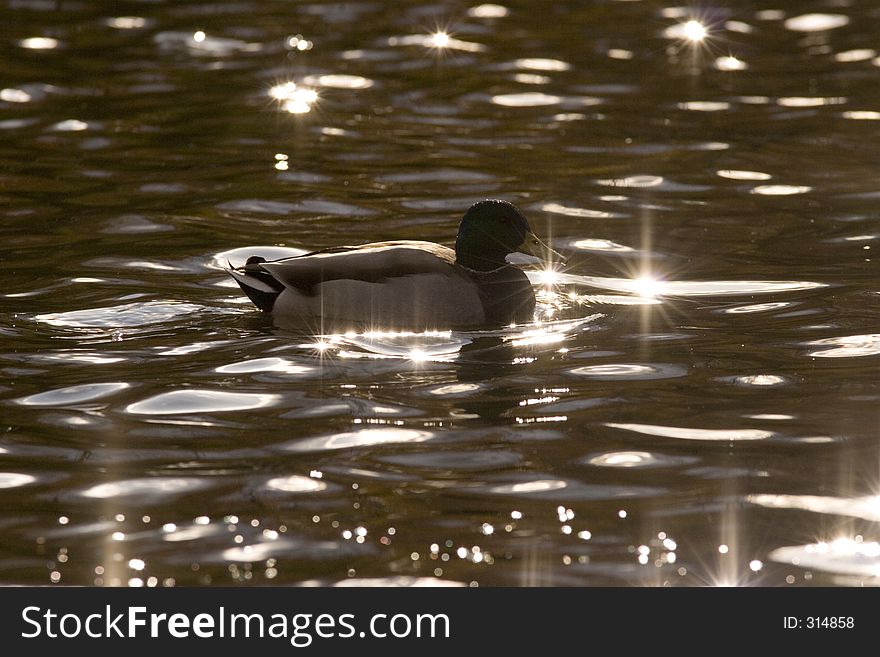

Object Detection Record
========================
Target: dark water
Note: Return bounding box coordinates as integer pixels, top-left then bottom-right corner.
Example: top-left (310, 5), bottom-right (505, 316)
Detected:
top-left (3, 0), bottom-right (880, 587)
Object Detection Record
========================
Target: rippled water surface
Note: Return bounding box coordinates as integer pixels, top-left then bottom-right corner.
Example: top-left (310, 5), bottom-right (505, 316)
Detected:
top-left (3, 0), bottom-right (880, 587)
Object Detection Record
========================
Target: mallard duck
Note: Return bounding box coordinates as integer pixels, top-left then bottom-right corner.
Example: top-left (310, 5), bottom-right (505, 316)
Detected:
top-left (227, 199), bottom-right (558, 330)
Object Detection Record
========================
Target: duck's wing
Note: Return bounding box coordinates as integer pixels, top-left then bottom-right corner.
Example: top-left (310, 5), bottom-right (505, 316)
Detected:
top-left (260, 241), bottom-right (458, 293)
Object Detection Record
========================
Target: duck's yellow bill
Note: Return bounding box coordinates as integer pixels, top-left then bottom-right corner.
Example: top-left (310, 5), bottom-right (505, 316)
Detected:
top-left (519, 231), bottom-right (564, 262)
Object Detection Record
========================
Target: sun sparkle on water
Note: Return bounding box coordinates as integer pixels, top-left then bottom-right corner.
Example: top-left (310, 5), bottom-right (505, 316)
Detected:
top-left (683, 20), bottom-right (707, 42)
top-left (534, 268), bottom-right (561, 286)
top-left (407, 349), bottom-right (429, 362)
top-left (430, 31), bottom-right (451, 49)
top-left (268, 81), bottom-right (319, 114)
top-left (269, 81), bottom-right (296, 100)
top-left (631, 275), bottom-right (667, 299)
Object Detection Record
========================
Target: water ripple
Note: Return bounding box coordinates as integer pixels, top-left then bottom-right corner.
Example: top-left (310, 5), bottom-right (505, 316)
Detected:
top-left (163, 524), bottom-right (223, 543)
top-left (221, 537), bottom-right (369, 563)
top-left (835, 49), bottom-right (876, 63)
top-left (217, 199), bottom-right (376, 217)
top-left (376, 168), bottom-right (494, 184)
top-left (806, 334), bottom-right (880, 358)
top-left (558, 273), bottom-right (827, 297)
top-left (568, 238), bottom-right (634, 252)
top-left (569, 363), bottom-right (685, 380)
top-left (468, 4), bottom-right (509, 19)
top-left (387, 34), bottom-right (486, 53)
top-left (729, 374), bottom-right (788, 387)
top-left (423, 383), bottom-right (484, 397)
top-left (283, 428), bottom-right (433, 453)
top-left (106, 16), bottom-right (152, 30)
top-left (777, 97), bottom-right (846, 108)
top-left (491, 92), bottom-right (560, 107)
top-left (126, 390), bottom-right (281, 415)
top-left (16, 382), bottom-right (130, 406)
top-left (317, 576), bottom-right (466, 587)
top-left (282, 399), bottom-right (421, 419)
top-left (102, 215), bottom-right (174, 235)
top-left (842, 111), bottom-right (880, 121)
top-left (19, 36), bottom-right (60, 50)
top-left (751, 185), bottom-right (812, 196)
top-left (678, 101), bottom-right (731, 112)
top-left (264, 475), bottom-right (328, 493)
top-left (1, 88), bottom-right (34, 103)
top-left (154, 31), bottom-right (262, 56)
top-left (714, 56), bottom-right (748, 72)
top-left (540, 202), bottom-right (619, 219)
top-left (606, 423), bottom-right (774, 441)
top-left (216, 358), bottom-right (313, 375)
top-left (35, 302), bottom-right (203, 329)
top-left (0, 473), bottom-right (37, 489)
top-left (716, 169), bottom-right (772, 181)
top-left (302, 74), bottom-right (374, 89)
top-left (490, 93), bottom-right (600, 108)
top-left (79, 477), bottom-right (209, 501)
top-left (379, 450), bottom-right (522, 471)
top-left (333, 331), bottom-right (469, 362)
top-left (722, 301), bottom-right (792, 314)
top-left (50, 119), bottom-right (90, 132)
top-left (584, 451), bottom-right (699, 469)
top-left (783, 14), bottom-right (849, 32)
top-left (769, 540), bottom-right (880, 579)
top-left (474, 475), bottom-right (663, 500)
top-left (512, 58), bottom-right (571, 72)
top-left (749, 494), bottom-right (880, 522)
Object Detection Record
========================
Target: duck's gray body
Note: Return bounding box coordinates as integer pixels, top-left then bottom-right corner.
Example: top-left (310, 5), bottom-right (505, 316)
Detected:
top-left (227, 240), bottom-right (535, 331)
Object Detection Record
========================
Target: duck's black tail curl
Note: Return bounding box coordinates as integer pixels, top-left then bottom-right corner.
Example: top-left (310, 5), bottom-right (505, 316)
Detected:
top-left (227, 256), bottom-right (284, 312)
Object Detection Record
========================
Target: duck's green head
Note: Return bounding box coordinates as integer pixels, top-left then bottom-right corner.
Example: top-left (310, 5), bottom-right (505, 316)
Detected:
top-left (455, 199), bottom-right (554, 271)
